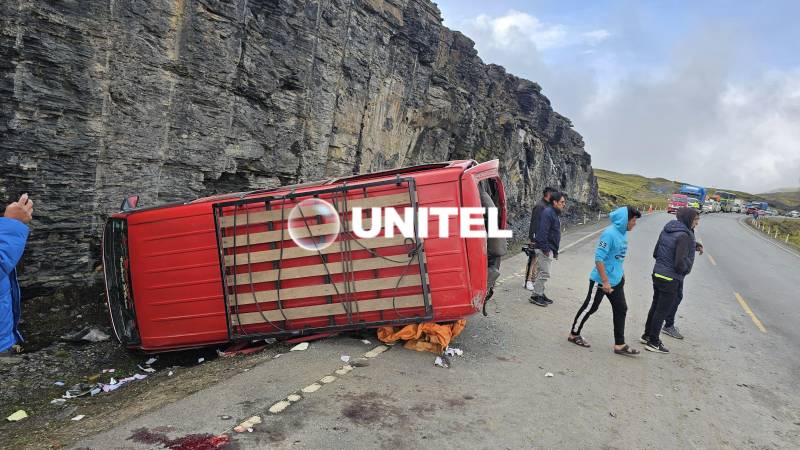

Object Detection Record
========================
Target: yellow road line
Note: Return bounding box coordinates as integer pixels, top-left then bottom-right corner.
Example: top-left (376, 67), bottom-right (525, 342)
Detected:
top-left (707, 253), bottom-right (717, 266)
top-left (734, 292), bottom-right (767, 333)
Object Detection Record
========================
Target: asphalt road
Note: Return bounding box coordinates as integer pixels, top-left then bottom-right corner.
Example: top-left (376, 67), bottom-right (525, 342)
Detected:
top-left (74, 212), bottom-right (800, 449)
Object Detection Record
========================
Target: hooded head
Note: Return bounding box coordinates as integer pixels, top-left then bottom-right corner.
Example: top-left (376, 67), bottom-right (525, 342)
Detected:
top-left (609, 206), bottom-right (629, 234)
top-left (676, 207), bottom-right (699, 229)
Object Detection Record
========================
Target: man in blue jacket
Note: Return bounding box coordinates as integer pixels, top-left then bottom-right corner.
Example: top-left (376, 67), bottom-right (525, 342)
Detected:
top-left (529, 192), bottom-right (566, 307)
top-left (568, 206), bottom-right (642, 356)
top-left (0, 194), bottom-right (33, 359)
top-left (641, 207), bottom-right (699, 353)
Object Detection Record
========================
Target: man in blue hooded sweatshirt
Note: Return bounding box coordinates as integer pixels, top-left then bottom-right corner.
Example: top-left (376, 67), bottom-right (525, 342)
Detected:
top-left (0, 194), bottom-right (33, 360)
top-left (568, 206), bottom-right (641, 356)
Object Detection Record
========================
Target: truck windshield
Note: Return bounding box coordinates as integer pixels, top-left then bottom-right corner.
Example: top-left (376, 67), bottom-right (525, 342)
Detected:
top-left (672, 196), bottom-right (686, 202)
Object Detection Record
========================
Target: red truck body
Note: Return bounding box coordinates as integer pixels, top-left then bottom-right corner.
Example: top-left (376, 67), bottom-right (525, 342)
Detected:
top-left (667, 194), bottom-right (688, 214)
top-left (102, 160), bottom-right (506, 351)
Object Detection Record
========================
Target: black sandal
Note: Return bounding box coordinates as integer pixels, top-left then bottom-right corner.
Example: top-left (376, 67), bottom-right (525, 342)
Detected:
top-left (614, 344), bottom-right (640, 357)
top-left (568, 335), bottom-right (591, 348)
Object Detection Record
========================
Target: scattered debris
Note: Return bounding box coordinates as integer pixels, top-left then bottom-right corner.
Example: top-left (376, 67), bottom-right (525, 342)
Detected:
top-left (168, 371), bottom-right (174, 377)
top-left (434, 356), bottom-right (449, 368)
top-left (233, 416), bottom-right (261, 432)
top-left (50, 398), bottom-right (66, 405)
top-left (290, 343), bottom-right (309, 352)
top-left (138, 365), bottom-right (156, 373)
top-left (64, 383), bottom-right (97, 398)
top-left (655, 394), bottom-right (663, 398)
top-left (340, 355), bottom-right (350, 363)
top-left (273, 353), bottom-right (282, 359)
top-left (90, 386), bottom-right (102, 396)
top-left (264, 338), bottom-right (277, 345)
top-left (100, 373), bottom-right (147, 393)
top-left (269, 400), bottom-right (291, 414)
top-left (61, 328), bottom-right (110, 343)
top-left (360, 339), bottom-right (371, 345)
top-left (102, 368), bottom-right (115, 373)
top-left (198, 358), bottom-right (205, 363)
top-left (444, 346), bottom-right (464, 357)
top-left (350, 359), bottom-right (369, 368)
top-left (219, 415), bottom-right (232, 420)
top-left (145, 357), bottom-right (157, 365)
top-left (71, 415), bottom-right (86, 421)
top-left (364, 345), bottom-right (388, 358)
top-left (545, 372), bottom-right (554, 378)
top-left (6, 410), bottom-right (28, 421)
top-left (609, 412), bottom-right (617, 418)
top-left (53, 381), bottom-right (65, 387)
top-left (217, 341), bottom-right (268, 358)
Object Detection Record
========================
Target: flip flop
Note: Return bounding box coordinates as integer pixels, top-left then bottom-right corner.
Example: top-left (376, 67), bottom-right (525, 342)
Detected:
top-left (568, 335), bottom-right (591, 348)
top-left (614, 344), bottom-right (640, 357)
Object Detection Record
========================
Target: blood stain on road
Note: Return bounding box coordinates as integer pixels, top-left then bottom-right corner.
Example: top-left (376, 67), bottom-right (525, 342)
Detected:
top-left (128, 427), bottom-right (235, 450)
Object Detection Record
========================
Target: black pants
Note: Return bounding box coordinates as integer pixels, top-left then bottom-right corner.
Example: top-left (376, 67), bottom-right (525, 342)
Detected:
top-left (571, 278), bottom-right (628, 345)
top-left (644, 275), bottom-right (680, 344)
top-left (664, 280), bottom-right (684, 328)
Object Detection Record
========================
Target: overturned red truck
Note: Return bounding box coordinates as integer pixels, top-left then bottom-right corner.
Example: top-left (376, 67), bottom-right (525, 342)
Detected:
top-left (102, 160), bottom-right (507, 351)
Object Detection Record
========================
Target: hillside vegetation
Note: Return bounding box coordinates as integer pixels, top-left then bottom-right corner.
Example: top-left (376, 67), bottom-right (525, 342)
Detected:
top-left (595, 169), bottom-right (798, 212)
top-left (752, 217), bottom-right (800, 249)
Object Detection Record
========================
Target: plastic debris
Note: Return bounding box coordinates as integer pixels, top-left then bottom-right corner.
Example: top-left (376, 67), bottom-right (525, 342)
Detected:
top-left (71, 415), bottom-right (86, 421)
top-left (360, 339), bottom-right (371, 345)
top-left (198, 358), bottom-right (205, 363)
top-left (290, 342), bottom-right (309, 352)
top-left (168, 371), bottom-right (174, 377)
top-left (102, 368), bottom-right (115, 374)
top-left (6, 410), bottom-right (28, 421)
top-left (138, 365), bottom-right (156, 373)
top-left (54, 381), bottom-right (65, 387)
top-left (100, 374), bottom-right (147, 393)
top-left (50, 399), bottom-right (66, 405)
top-left (434, 356), bottom-right (449, 368)
top-left (90, 387), bottom-right (102, 396)
top-left (109, 377), bottom-right (118, 385)
top-left (219, 415), bottom-right (232, 420)
top-left (444, 346), bottom-right (464, 357)
top-left (233, 416), bottom-right (261, 432)
top-left (145, 357), bottom-right (157, 365)
top-left (64, 383), bottom-right (97, 398)
top-left (61, 328), bottom-right (110, 343)
top-left (340, 355), bottom-right (350, 363)
top-left (545, 372), bottom-right (554, 378)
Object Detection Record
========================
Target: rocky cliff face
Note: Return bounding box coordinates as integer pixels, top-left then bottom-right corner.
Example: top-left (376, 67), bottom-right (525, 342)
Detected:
top-left (1, 0), bottom-right (598, 296)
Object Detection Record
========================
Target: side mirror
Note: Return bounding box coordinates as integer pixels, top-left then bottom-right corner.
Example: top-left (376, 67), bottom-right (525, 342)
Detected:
top-left (120, 195), bottom-right (140, 212)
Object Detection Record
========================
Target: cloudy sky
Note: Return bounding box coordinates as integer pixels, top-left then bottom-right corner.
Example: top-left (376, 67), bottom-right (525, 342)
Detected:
top-left (436, 0), bottom-right (800, 193)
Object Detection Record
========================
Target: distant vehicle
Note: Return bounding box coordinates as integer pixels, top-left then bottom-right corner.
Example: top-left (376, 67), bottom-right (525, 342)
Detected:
top-left (667, 194), bottom-right (688, 214)
top-left (702, 199), bottom-right (720, 213)
top-left (790, 210), bottom-right (800, 218)
top-left (687, 196), bottom-right (701, 211)
top-left (747, 201), bottom-right (769, 215)
top-left (679, 185), bottom-right (707, 205)
top-left (716, 191), bottom-right (736, 212)
top-left (732, 199), bottom-right (745, 213)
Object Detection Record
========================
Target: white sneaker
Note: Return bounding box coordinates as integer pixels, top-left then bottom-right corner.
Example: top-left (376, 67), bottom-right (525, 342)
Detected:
top-left (525, 281), bottom-right (535, 291)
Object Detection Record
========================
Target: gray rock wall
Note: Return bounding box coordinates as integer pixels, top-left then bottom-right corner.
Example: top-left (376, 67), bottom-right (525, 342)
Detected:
top-left (0, 0), bottom-right (598, 296)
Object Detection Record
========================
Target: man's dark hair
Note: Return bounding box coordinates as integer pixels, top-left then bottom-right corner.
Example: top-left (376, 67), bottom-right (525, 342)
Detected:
top-left (550, 192), bottom-right (565, 203)
top-left (627, 206), bottom-right (642, 220)
top-left (542, 187), bottom-right (557, 197)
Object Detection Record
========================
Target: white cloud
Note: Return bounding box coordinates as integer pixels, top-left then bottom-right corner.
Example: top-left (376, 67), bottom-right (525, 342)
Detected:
top-left (468, 10), bottom-right (606, 51)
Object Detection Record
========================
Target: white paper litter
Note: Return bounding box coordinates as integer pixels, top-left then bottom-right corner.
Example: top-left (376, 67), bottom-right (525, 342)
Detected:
top-left (434, 356), bottom-right (449, 368)
top-left (444, 347), bottom-right (464, 357)
top-left (340, 355), bottom-right (350, 363)
top-left (545, 372), bottom-right (554, 378)
top-left (168, 371), bottom-right (174, 377)
top-left (50, 399), bottom-right (66, 405)
top-left (145, 357), bottom-right (157, 365)
top-left (53, 381), bottom-right (65, 387)
top-left (198, 358), bottom-right (205, 363)
top-left (290, 342), bottom-right (309, 352)
top-left (360, 339), bottom-right (371, 345)
top-left (137, 365), bottom-right (156, 373)
top-left (71, 415), bottom-right (86, 421)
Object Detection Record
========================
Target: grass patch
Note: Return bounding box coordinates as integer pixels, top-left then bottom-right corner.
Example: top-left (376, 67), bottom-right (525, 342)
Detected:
top-left (754, 218), bottom-right (800, 249)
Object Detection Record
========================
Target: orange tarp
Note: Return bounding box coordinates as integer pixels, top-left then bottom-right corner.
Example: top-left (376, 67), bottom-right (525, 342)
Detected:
top-left (377, 320), bottom-right (466, 355)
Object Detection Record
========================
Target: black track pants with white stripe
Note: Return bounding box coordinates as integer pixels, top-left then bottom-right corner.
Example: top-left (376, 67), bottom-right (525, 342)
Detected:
top-left (571, 277), bottom-right (628, 345)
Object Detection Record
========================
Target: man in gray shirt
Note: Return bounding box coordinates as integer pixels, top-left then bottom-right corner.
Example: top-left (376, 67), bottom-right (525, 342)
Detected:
top-left (526, 187), bottom-right (556, 291)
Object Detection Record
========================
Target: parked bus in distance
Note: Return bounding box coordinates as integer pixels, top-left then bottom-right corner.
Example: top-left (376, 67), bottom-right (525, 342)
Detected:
top-left (715, 191), bottom-right (736, 212)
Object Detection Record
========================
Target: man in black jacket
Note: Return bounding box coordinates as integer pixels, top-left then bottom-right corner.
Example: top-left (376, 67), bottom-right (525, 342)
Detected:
top-left (530, 192), bottom-right (566, 307)
top-left (525, 187), bottom-right (556, 291)
top-left (641, 207), bottom-right (700, 353)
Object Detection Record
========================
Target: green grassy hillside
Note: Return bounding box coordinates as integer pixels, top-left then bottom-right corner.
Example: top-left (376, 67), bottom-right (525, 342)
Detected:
top-left (594, 169), bottom-right (796, 212)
